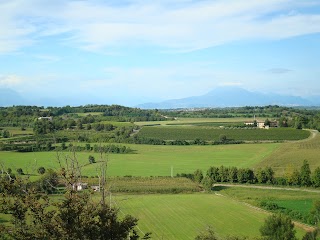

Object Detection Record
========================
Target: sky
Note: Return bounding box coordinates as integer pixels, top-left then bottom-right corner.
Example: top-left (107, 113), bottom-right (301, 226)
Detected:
top-left (0, 0), bottom-right (320, 106)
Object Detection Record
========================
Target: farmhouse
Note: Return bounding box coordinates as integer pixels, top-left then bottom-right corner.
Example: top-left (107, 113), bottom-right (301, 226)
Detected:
top-left (38, 116), bottom-right (53, 121)
top-left (73, 182), bottom-right (88, 191)
top-left (244, 120), bottom-right (278, 129)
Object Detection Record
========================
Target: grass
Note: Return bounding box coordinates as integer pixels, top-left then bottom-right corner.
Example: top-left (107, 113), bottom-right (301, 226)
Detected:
top-left (138, 126), bottom-right (310, 141)
top-left (273, 199), bottom-right (313, 215)
top-left (216, 186), bottom-right (320, 227)
top-left (85, 176), bottom-right (200, 193)
top-left (0, 143), bottom-right (278, 177)
top-left (0, 127), bottom-right (33, 137)
top-left (111, 193), bottom-right (306, 239)
top-left (216, 185), bottom-right (320, 209)
top-left (75, 112), bottom-right (103, 116)
top-left (255, 130), bottom-right (320, 174)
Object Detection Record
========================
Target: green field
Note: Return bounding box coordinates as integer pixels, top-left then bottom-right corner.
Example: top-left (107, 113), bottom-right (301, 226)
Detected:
top-left (0, 127), bottom-right (33, 138)
top-left (87, 176), bottom-right (200, 193)
top-left (216, 185), bottom-right (320, 227)
top-left (273, 199), bottom-right (313, 215)
top-left (138, 126), bottom-right (310, 141)
top-left (0, 143), bottom-right (278, 177)
top-left (111, 193), bottom-right (306, 239)
top-left (216, 186), bottom-right (320, 205)
top-left (255, 130), bottom-right (320, 174)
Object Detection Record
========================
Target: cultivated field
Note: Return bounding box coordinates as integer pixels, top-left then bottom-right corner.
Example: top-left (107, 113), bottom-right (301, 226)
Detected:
top-left (134, 117), bottom-right (254, 126)
top-left (0, 143), bottom-right (278, 177)
top-left (111, 193), bottom-right (306, 239)
top-left (138, 126), bottom-right (310, 141)
top-left (255, 130), bottom-right (320, 174)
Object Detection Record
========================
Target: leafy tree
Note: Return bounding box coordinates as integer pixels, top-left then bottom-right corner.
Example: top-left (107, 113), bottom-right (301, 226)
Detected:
top-left (287, 168), bottom-right (300, 186)
top-left (16, 168), bottom-right (24, 175)
top-left (37, 168), bottom-right (59, 194)
top-left (260, 213), bottom-right (297, 240)
top-left (219, 166), bottom-right (229, 182)
top-left (264, 119), bottom-right (271, 127)
top-left (302, 229), bottom-right (319, 240)
top-left (194, 169), bottom-right (204, 184)
top-left (207, 166), bottom-right (220, 182)
top-left (312, 167), bottom-right (320, 187)
top-left (219, 134), bottom-right (227, 143)
top-left (228, 167), bottom-right (238, 183)
top-left (256, 168), bottom-right (267, 184)
top-left (88, 155), bottom-right (96, 164)
top-left (310, 200), bottom-right (320, 225)
top-left (85, 143), bottom-right (91, 151)
top-left (37, 167), bottom-right (46, 175)
top-left (300, 160), bottom-right (311, 187)
top-left (0, 163), bottom-right (149, 240)
top-left (202, 176), bottom-right (214, 191)
top-left (195, 226), bottom-right (218, 240)
top-left (2, 129), bottom-right (10, 138)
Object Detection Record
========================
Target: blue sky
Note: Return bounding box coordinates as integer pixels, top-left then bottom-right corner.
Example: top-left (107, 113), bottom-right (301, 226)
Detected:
top-left (0, 0), bottom-right (320, 106)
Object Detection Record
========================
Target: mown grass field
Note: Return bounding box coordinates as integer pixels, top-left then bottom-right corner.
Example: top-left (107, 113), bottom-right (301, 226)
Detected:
top-left (216, 186), bottom-right (320, 227)
top-left (111, 193), bottom-right (306, 239)
top-left (255, 130), bottom-right (320, 174)
top-left (0, 143), bottom-right (278, 177)
top-left (138, 126), bottom-right (310, 141)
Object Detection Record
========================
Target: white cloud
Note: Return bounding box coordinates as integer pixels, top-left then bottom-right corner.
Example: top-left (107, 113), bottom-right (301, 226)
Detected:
top-left (0, 0), bottom-right (320, 53)
top-left (0, 75), bottom-right (24, 88)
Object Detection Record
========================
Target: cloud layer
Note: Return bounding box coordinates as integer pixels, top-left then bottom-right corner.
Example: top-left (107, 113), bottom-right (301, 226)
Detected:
top-left (1, 0), bottom-right (320, 54)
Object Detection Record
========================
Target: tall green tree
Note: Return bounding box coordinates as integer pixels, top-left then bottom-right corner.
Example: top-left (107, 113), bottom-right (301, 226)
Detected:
top-left (300, 160), bottom-right (312, 187)
top-left (194, 169), bottom-right (204, 184)
top-left (312, 167), bottom-right (320, 187)
top-left (260, 213), bottom-right (297, 240)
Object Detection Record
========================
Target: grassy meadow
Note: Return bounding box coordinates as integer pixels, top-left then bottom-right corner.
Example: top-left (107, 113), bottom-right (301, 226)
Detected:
top-left (111, 193), bottom-right (306, 240)
top-left (255, 130), bottom-right (320, 174)
top-left (0, 143), bottom-right (278, 177)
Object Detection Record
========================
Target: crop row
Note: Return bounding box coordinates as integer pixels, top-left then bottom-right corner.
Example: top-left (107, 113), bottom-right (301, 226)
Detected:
top-left (137, 126), bottom-right (310, 141)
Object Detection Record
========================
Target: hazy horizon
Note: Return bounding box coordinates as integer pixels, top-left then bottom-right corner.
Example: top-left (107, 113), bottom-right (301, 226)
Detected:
top-left (1, 1), bottom-right (320, 106)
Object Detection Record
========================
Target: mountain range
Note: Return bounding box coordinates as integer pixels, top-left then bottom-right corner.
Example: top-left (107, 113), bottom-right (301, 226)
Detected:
top-left (1, 87), bottom-right (320, 108)
top-left (137, 87), bottom-right (320, 109)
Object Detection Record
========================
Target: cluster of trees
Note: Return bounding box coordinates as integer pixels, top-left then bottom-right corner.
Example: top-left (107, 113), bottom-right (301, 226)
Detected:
top-left (131, 135), bottom-right (243, 146)
top-left (184, 160), bottom-right (320, 189)
top-left (0, 167), bottom-right (150, 239)
top-left (0, 105), bottom-right (168, 130)
top-left (0, 129), bottom-right (10, 138)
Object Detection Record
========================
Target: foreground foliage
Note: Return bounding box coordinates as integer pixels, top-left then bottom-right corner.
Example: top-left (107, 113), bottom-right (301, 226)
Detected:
top-left (0, 175), bottom-right (150, 239)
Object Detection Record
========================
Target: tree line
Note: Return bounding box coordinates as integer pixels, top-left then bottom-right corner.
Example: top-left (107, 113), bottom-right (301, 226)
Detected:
top-left (180, 160), bottom-right (320, 189)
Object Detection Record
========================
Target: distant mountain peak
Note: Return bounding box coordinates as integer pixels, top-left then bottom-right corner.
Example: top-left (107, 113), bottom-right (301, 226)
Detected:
top-left (137, 86), bottom-right (316, 109)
